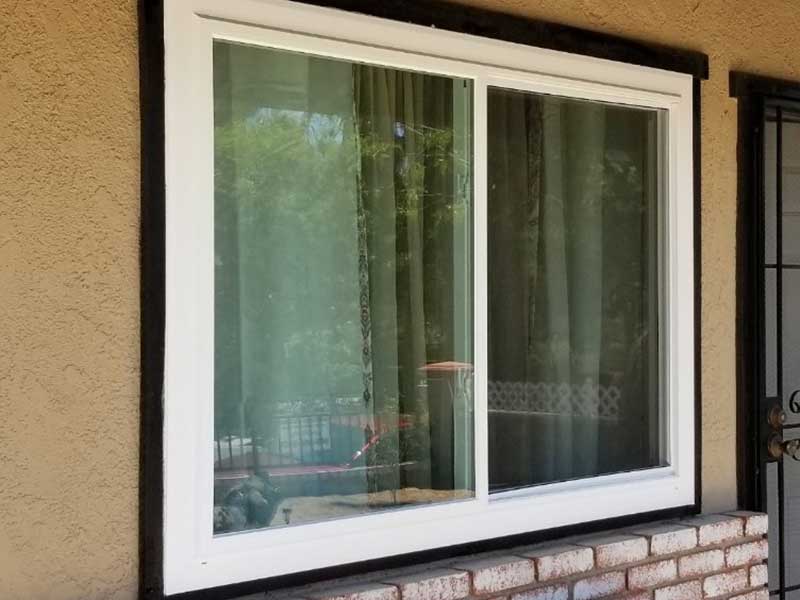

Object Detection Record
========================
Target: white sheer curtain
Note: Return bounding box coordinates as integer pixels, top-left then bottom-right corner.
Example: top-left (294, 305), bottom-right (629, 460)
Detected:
top-left (487, 88), bottom-right (660, 490)
top-left (536, 98), bottom-right (607, 480)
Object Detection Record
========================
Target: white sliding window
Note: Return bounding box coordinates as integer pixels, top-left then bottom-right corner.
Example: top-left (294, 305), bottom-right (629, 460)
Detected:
top-left (163, 0), bottom-right (695, 594)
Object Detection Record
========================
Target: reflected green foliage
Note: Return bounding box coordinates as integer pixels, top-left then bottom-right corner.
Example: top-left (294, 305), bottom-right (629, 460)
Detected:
top-left (214, 109), bottom-right (466, 440)
top-left (214, 108), bottom-right (364, 441)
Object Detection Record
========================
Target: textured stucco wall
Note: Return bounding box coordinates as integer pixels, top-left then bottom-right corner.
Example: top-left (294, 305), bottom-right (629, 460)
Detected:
top-left (1, 0), bottom-right (798, 598)
top-left (0, 1), bottom-right (140, 599)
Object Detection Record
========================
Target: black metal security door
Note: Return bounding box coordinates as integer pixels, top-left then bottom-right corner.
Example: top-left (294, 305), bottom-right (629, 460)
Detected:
top-left (735, 73), bottom-right (800, 599)
top-left (759, 102), bottom-right (800, 599)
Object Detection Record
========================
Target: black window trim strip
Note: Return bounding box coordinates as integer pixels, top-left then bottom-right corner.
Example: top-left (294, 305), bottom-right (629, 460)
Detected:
top-left (140, 1), bottom-right (707, 598)
top-left (293, 0), bottom-right (709, 79)
top-left (731, 72), bottom-right (800, 102)
top-left (139, 0), bottom-right (165, 598)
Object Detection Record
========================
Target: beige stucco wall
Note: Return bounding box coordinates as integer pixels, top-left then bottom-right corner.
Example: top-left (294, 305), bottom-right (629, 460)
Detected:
top-left (1, 0), bottom-right (798, 598)
top-left (0, 1), bottom-right (140, 599)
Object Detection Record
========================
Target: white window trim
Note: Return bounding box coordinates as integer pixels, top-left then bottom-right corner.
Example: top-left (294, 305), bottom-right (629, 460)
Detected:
top-left (163, 0), bottom-right (696, 594)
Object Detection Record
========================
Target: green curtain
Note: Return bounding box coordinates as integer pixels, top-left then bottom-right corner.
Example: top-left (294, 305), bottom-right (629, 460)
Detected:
top-left (354, 65), bottom-right (463, 493)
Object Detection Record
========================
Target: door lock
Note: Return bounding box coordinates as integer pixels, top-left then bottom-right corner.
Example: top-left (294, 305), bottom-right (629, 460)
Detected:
top-left (767, 433), bottom-right (800, 460)
top-left (769, 405), bottom-right (787, 429)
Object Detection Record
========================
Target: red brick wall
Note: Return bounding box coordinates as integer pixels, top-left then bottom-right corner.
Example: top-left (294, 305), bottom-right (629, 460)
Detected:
top-left (264, 512), bottom-right (768, 600)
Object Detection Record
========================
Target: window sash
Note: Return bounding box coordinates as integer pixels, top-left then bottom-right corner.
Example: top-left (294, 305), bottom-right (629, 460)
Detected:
top-left (163, 0), bottom-right (695, 594)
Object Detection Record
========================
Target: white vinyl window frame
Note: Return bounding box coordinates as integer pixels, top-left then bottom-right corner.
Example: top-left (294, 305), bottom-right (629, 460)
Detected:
top-left (162, 0), bottom-right (696, 594)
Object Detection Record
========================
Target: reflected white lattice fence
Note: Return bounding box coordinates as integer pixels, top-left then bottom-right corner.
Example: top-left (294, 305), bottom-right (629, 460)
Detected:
top-left (488, 380), bottom-right (621, 418)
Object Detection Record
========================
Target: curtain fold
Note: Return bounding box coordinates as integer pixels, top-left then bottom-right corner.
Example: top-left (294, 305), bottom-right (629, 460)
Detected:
top-left (354, 66), bottom-right (433, 495)
top-left (354, 65), bottom-right (466, 495)
top-left (539, 99), bottom-right (607, 478)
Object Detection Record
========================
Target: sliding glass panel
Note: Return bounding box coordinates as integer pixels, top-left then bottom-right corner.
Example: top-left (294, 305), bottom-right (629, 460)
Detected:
top-left (486, 87), bottom-right (666, 492)
top-left (213, 40), bottom-right (474, 534)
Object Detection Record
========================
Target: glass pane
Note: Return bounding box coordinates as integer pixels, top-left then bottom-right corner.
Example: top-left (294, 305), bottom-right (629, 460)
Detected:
top-left (784, 271), bottom-right (800, 423)
top-left (486, 87), bottom-right (666, 491)
top-left (766, 268), bottom-right (778, 399)
top-left (213, 41), bottom-right (474, 534)
top-left (783, 119), bottom-right (800, 264)
top-left (765, 117), bottom-right (777, 265)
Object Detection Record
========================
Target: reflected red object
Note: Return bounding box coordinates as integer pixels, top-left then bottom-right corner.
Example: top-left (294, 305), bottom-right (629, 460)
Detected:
top-left (347, 420), bottom-right (414, 466)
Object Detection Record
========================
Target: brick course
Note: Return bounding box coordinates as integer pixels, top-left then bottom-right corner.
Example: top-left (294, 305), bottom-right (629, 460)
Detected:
top-left (627, 559), bottom-right (677, 590)
top-left (654, 580), bottom-right (703, 600)
top-left (576, 535), bottom-right (649, 569)
top-left (632, 524), bottom-right (697, 556)
top-left (509, 584), bottom-right (568, 600)
top-left (749, 563), bottom-right (768, 587)
top-left (519, 545), bottom-right (594, 581)
top-left (726, 511), bottom-right (769, 537)
top-left (726, 540), bottom-right (769, 568)
top-left (304, 583), bottom-right (398, 600)
top-left (682, 514), bottom-right (744, 547)
top-left (573, 571), bottom-right (626, 599)
top-left (381, 570), bottom-right (470, 600)
top-left (453, 556), bottom-right (535, 595)
top-left (678, 549), bottom-right (726, 578)
top-left (267, 512), bottom-right (768, 600)
top-left (702, 568), bottom-right (749, 597)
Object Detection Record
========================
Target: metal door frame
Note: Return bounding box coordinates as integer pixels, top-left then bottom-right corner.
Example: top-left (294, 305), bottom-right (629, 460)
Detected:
top-left (732, 72), bottom-right (800, 599)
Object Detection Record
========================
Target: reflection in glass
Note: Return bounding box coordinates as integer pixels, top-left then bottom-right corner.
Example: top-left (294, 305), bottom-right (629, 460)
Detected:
top-left (784, 272), bottom-right (800, 425)
top-left (765, 118), bottom-right (777, 265)
top-left (780, 119), bottom-right (800, 264)
top-left (766, 269), bottom-right (778, 399)
top-left (212, 41), bottom-right (474, 534)
top-left (486, 88), bottom-right (666, 491)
